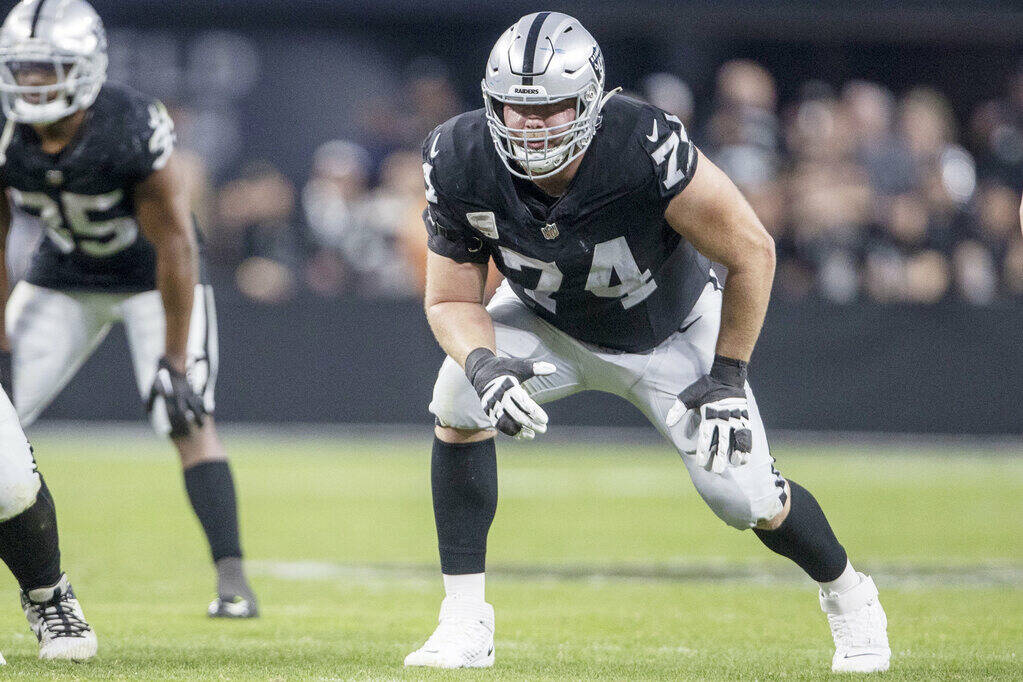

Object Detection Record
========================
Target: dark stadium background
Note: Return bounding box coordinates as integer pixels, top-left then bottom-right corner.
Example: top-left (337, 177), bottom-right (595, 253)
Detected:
top-left (22, 0), bottom-right (1023, 434)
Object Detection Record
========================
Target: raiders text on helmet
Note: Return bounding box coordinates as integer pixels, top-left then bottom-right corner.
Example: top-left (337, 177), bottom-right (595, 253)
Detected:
top-left (482, 12), bottom-right (608, 180)
top-left (0, 0), bottom-right (108, 124)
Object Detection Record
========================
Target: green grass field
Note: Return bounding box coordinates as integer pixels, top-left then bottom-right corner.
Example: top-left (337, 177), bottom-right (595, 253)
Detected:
top-left (0, 429), bottom-right (1019, 680)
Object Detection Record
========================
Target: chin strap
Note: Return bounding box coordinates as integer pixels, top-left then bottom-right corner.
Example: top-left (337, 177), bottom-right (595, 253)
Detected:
top-left (0, 118), bottom-right (13, 165)
top-left (598, 86), bottom-right (623, 111)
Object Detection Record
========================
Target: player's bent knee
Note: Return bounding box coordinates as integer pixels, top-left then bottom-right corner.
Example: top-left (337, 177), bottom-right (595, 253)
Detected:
top-left (434, 424), bottom-right (495, 444)
top-left (0, 469), bottom-right (41, 522)
top-left (754, 481), bottom-right (792, 530)
top-left (692, 468), bottom-right (788, 531)
top-left (429, 357), bottom-right (492, 434)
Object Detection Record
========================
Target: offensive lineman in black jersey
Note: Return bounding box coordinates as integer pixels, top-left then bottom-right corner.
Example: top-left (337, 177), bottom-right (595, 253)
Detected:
top-left (405, 12), bottom-right (890, 673)
top-left (0, 0), bottom-right (257, 618)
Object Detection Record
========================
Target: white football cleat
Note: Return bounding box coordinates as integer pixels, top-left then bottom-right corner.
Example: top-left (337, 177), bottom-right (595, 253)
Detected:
top-left (820, 573), bottom-right (890, 673)
top-left (208, 595), bottom-right (259, 619)
top-left (404, 595), bottom-right (495, 668)
top-left (21, 574), bottom-right (97, 661)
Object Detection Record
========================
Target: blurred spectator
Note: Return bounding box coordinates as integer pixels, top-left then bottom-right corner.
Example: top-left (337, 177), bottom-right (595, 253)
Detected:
top-left (399, 58), bottom-right (462, 150)
top-left (302, 141), bottom-right (421, 297)
top-left (640, 72), bottom-right (694, 128)
top-left (785, 85), bottom-right (873, 302)
top-left (703, 60), bottom-right (780, 192)
top-left (215, 160), bottom-right (298, 303)
top-left (841, 81), bottom-right (915, 197)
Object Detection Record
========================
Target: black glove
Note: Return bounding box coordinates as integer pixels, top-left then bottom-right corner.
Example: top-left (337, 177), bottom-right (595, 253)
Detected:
top-left (148, 357), bottom-right (206, 438)
top-left (667, 355), bottom-right (753, 472)
top-left (464, 348), bottom-right (555, 439)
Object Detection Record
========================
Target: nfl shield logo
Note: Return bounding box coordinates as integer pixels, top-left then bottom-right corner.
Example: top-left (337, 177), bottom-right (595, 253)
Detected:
top-left (541, 222), bottom-right (559, 240)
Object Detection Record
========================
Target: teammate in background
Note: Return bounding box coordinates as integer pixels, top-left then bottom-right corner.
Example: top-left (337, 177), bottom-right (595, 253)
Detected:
top-left (407, 12), bottom-right (890, 673)
top-left (0, 0), bottom-right (257, 617)
top-left (0, 385), bottom-right (96, 660)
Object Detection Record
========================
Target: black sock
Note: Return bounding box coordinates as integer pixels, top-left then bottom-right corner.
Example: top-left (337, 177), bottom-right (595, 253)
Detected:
top-left (432, 436), bottom-right (498, 575)
top-left (183, 460), bottom-right (242, 562)
top-left (0, 476), bottom-right (61, 591)
top-left (753, 480), bottom-right (848, 582)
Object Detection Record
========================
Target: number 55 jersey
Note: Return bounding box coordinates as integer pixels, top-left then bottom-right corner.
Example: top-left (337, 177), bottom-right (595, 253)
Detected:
top-left (423, 94), bottom-right (712, 353)
top-left (0, 82), bottom-right (181, 292)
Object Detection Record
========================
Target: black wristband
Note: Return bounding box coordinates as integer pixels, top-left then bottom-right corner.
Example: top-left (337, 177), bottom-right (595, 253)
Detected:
top-left (709, 354), bottom-right (748, 388)
top-left (464, 347), bottom-right (496, 385)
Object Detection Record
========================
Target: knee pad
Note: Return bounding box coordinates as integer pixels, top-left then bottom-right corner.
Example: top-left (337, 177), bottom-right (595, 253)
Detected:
top-left (691, 461), bottom-right (786, 530)
top-left (428, 357), bottom-right (492, 431)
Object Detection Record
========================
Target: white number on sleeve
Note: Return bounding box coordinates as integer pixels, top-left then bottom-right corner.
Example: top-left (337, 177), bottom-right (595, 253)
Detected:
top-left (422, 161), bottom-right (438, 203)
top-left (649, 115), bottom-right (691, 191)
top-left (584, 236), bottom-right (657, 309)
top-left (147, 102), bottom-right (175, 171)
top-left (498, 246), bottom-right (563, 313)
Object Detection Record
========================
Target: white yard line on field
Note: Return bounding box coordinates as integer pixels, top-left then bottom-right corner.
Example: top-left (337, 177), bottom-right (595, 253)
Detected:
top-left (247, 559), bottom-right (1023, 589)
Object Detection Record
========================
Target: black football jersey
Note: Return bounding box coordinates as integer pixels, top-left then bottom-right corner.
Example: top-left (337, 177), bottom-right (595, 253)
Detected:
top-left (423, 95), bottom-right (711, 352)
top-left (0, 82), bottom-right (181, 292)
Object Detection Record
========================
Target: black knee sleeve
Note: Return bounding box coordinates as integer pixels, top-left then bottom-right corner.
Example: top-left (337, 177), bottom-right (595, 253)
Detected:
top-left (0, 476), bottom-right (61, 591)
top-left (432, 436), bottom-right (497, 575)
top-left (753, 480), bottom-right (848, 582)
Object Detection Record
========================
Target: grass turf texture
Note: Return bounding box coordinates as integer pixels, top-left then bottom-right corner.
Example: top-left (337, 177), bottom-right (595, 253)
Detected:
top-left (0, 431), bottom-right (1018, 679)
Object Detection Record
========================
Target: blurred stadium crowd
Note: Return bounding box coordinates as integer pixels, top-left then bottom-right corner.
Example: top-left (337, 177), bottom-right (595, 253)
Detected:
top-left (206, 59), bottom-right (1023, 306)
top-left (15, 41), bottom-right (1021, 307)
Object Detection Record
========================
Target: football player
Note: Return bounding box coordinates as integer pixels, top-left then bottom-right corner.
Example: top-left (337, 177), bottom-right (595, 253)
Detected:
top-left (0, 0), bottom-right (257, 617)
top-left (406, 12), bottom-right (890, 673)
top-left (0, 385), bottom-right (96, 660)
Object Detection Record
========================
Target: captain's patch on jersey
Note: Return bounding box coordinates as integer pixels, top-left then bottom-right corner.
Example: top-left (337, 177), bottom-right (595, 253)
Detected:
top-left (466, 211), bottom-right (500, 239)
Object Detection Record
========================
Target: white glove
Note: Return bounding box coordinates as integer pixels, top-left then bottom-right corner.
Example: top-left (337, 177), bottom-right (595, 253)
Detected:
top-left (465, 348), bottom-right (556, 440)
top-left (666, 356), bottom-right (753, 473)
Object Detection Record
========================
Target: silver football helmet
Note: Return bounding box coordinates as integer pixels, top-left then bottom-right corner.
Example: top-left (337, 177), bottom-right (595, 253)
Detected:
top-left (0, 0), bottom-right (107, 124)
top-left (482, 12), bottom-right (607, 180)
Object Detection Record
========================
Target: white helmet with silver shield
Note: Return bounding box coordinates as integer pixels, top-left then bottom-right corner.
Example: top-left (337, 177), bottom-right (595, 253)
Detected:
top-left (0, 0), bottom-right (107, 124)
top-left (482, 12), bottom-right (608, 180)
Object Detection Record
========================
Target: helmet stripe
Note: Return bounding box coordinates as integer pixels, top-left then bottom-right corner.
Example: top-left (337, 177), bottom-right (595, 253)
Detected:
top-left (29, 0), bottom-right (49, 38)
top-left (520, 11), bottom-right (551, 86)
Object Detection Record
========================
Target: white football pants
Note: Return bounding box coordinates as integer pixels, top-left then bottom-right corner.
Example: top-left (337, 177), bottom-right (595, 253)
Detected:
top-left (430, 280), bottom-right (787, 529)
top-left (5, 282), bottom-right (218, 436)
top-left (0, 386), bottom-right (40, 521)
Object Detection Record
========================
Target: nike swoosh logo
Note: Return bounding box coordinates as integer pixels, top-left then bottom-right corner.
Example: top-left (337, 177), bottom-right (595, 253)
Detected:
top-left (646, 119), bottom-right (658, 142)
top-left (843, 653), bottom-right (883, 659)
top-left (679, 315), bottom-right (701, 333)
top-left (430, 134), bottom-right (441, 159)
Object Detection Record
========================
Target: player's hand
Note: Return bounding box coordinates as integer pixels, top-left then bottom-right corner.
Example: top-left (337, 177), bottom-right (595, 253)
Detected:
top-left (465, 348), bottom-right (555, 440)
top-left (666, 355), bottom-right (752, 473)
top-left (148, 356), bottom-right (206, 438)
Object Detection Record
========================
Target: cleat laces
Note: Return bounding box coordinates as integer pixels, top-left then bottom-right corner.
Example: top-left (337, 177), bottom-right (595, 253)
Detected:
top-left (25, 593), bottom-right (91, 641)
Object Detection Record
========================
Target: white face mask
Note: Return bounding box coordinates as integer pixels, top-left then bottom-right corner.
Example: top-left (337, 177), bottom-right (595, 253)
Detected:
top-left (483, 88), bottom-right (602, 181)
top-left (0, 51), bottom-right (105, 124)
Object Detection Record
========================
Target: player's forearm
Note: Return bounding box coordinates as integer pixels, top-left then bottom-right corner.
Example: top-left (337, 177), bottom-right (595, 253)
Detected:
top-left (426, 301), bottom-right (496, 368)
top-left (154, 231), bottom-right (198, 370)
top-left (714, 241), bottom-right (775, 363)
